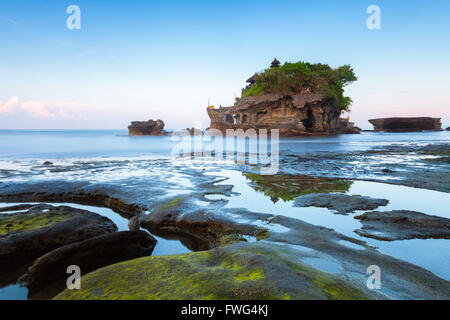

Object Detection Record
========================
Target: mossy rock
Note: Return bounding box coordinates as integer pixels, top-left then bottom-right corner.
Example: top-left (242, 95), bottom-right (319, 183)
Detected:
top-left (0, 205), bottom-right (117, 270)
top-left (0, 210), bottom-right (72, 235)
top-left (55, 242), bottom-right (371, 300)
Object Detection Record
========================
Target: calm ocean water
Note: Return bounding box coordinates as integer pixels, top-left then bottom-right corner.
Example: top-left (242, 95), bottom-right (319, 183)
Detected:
top-left (0, 129), bottom-right (449, 160)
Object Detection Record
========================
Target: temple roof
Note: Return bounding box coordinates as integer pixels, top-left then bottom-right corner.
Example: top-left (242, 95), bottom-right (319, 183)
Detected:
top-left (271, 58), bottom-right (281, 68)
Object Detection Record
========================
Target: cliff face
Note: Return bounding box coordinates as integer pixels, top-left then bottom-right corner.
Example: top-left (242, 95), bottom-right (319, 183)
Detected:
top-left (207, 93), bottom-right (357, 136)
top-left (368, 117), bottom-right (442, 132)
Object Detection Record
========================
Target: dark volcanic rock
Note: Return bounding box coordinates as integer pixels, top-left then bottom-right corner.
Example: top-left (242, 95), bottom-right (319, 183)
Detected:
top-left (368, 117), bottom-right (442, 132)
top-left (354, 210), bottom-right (450, 241)
top-left (293, 193), bottom-right (389, 214)
top-left (128, 119), bottom-right (165, 136)
top-left (446, 127), bottom-right (450, 131)
top-left (0, 205), bottom-right (117, 270)
top-left (26, 231), bottom-right (156, 296)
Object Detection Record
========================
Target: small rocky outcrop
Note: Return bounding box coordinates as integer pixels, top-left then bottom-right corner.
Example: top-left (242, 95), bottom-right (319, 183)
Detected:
top-left (368, 117), bottom-right (442, 132)
top-left (354, 210), bottom-right (450, 241)
top-left (446, 127), bottom-right (450, 131)
top-left (128, 119), bottom-right (166, 136)
top-left (0, 205), bottom-right (117, 270)
top-left (293, 193), bottom-right (389, 214)
top-left (26, 231), bottom-right (156, 295)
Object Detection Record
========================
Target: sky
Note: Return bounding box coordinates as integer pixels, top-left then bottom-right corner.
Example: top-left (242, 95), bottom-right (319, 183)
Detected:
top-left (0, 0), bottom-right (449, 129)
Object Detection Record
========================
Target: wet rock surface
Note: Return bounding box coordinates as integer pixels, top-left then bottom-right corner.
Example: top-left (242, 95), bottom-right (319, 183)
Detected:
top-left (277, 144), bottom-right (450, 192)
top-left (354, 210), bottom-right (450, 241)
top-left (54, 242), bottom-right (373, 300)
top-left (293, 193), bottom-right (389, 214)
top-left (54, 239), bottom-right (450, 300)
top-left (26, 231), bottom-right (156, 298)
top-left (0, 204), bottom-right (117, 270)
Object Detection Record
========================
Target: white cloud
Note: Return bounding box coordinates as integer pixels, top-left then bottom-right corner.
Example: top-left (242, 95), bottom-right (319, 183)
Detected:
top-left (0, 96), bottom-right (19, 113)
top-left (0, 96), bottom-right (101, 119)
top-left (21, 101), bottom-right (52, 118)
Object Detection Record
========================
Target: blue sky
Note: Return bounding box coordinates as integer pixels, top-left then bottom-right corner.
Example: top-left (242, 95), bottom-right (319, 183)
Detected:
top-left (0, 0), bottom-right (449, 129)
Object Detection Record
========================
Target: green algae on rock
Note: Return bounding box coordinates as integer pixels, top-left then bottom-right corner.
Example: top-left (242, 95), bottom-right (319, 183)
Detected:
top-left (54, 242), bottom-right (370, 300)
top-left (0, 204), bottom-right (117, 270)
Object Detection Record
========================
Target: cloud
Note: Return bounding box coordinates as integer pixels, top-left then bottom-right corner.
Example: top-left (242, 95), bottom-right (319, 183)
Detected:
top-left (0, 96), bottom-right (19, 113)
top-left (0, 96), bottom-right (101, 119)
top-left (21, 101), bottom-right (52, 118)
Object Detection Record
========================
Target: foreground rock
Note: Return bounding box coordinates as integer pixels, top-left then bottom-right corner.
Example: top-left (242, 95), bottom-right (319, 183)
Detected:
top-left (26, 231), bottom-right (156, 297)
top-left (354, 210), bottom-right (450, 241)
top-left (128, 119), bottom-right (166, 136)
top-left (54, 242), bottom-right (372, 300)
top-left (369, 117), bottom-right (441, 132)
top-left (0, 204), bottom-right (117, 270)
top-left (293, 193), bottom-right (389, 214)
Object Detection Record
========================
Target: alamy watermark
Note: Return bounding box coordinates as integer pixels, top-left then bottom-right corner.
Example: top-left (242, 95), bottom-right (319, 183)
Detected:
top-left (170, 124), bottom-right (279, 175)
top-left (367, 5), bottom-right (381, 30)
top-left (66, 265), bottom-right (81, 290)
top-left (66, 5), bottom-right (81, 30)
top-left (366, 265), bottom-right (381, 290)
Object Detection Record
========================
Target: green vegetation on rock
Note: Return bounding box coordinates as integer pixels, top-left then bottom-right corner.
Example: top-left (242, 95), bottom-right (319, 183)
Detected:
top-left (0, 210), bottom-right (72, 235)
top-left (241, 61), bottom-right (357, 112)
top-left (54, 243), bottom-right (370, 300)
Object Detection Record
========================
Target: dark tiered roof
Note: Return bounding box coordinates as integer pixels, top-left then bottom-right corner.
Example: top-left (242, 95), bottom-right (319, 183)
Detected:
top-left (246, 74), bottom-right (256, 84)
top-left (271, 58), bottom-right (281, 68)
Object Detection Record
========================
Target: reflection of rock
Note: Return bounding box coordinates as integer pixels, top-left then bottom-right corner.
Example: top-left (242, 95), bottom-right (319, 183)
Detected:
top-left (128, 119), bottom-right (166, 136)
top-left (26, 231), bottom-right (156, 297)
top-left (293, 193), bottom-right (389, 214)
top-left (368, 117), bottom-right (441, 132)
top-left (207, 94), bottom-right (360, 136)
top-left (354, 210), bottom-right (450, 241)
top-left (244, 173), bottom-right (353, 202)
top-left (0, 205), bottom-right (117, 270)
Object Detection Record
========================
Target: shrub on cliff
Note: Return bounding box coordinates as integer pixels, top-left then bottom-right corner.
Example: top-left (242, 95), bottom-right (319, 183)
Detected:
top-left (241, 61), bottom-right (357, 112)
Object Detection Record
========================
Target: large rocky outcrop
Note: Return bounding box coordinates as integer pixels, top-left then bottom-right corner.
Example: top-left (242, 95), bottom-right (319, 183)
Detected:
top-left (368, 117), bottom-right (442, 132)
top-left (128, 119), bottom-right (166, 136)
top-left (207, 93), bottom-right (359, 136)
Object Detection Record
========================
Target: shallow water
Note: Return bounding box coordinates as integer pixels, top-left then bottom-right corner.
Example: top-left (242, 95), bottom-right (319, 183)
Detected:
top-left (206, 170), bottom-right (450, 280)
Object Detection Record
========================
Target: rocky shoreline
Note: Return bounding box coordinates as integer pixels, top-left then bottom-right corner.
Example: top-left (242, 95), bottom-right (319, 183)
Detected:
top-left (1, 139), bottom-right (449, 300)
